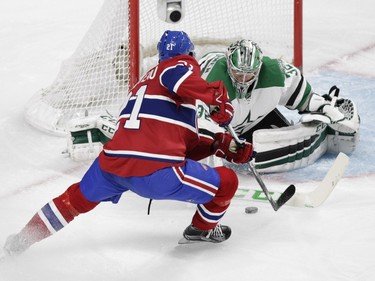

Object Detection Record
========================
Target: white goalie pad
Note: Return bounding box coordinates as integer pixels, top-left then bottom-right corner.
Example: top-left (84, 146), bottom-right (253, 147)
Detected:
top-left (66, 130), bottom-right (103, 161)
top-left (326, 128), bottom-right (359, 154)
top-left (66, 115), bottom-right (117, 161)
top-left (252, 115), bottom-right (359, 173)
top-left (252, 122), bottom-right (328, 173)
top-left (68, 115), bottom-right (99, 132)
top-left (96, 115), bottom-right (117, 139)
top-left (67, 140), bottom-right (103, 161)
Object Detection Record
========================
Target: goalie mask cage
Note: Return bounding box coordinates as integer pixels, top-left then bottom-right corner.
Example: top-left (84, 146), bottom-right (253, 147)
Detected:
top-left (24, 0), bottom-right (303, 136)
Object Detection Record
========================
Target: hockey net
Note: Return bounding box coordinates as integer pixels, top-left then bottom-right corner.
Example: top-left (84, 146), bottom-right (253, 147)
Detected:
top-left (24, 0), bottom-right (302, 135)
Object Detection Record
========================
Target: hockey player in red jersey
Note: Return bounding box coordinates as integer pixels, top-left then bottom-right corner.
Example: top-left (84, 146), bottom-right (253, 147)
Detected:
top-left (2, 30), bottom-right (253, 256)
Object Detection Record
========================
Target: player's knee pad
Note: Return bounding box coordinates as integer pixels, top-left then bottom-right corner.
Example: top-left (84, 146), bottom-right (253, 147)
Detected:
top-left (55, 182), bottom-right (99, 220)
top-left (213, 166), bottom-right (238, 206)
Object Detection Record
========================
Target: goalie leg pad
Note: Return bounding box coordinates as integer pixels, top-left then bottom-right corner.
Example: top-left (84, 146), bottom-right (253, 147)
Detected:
top-left (66, 115), bottom-right (116, 161)
top-left (96, 115), bottom-right (117, 140)
top-left (253, 122), bottom-right (328, 173)
top-left (67, 129), bottom-right (103, 161)
top-left (327, 128), bottom-right (359, 154)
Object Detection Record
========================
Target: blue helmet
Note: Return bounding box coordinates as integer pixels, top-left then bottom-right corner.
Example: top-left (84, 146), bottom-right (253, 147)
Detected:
top-left (157, 30), bottom-right (195, 61)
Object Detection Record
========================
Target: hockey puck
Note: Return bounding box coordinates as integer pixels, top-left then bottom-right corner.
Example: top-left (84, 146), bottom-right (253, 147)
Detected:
top-left (245, 206), bottom-right (258, 214)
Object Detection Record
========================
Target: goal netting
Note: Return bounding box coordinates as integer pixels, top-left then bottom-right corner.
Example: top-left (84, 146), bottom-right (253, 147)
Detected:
top-left (24, 0), bottom-right (302, 135)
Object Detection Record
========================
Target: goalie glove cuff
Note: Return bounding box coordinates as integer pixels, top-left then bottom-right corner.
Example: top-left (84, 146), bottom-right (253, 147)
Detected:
top-left (300, 105), bottom-right (346, 126)
top-left (306, 93), bottom-right (330, 112)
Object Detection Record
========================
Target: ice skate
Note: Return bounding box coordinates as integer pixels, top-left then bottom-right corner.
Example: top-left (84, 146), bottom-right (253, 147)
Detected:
top-left (179, 224), bottom-right (231, 244)
top-left (3, 233), bottom-right (32, 257)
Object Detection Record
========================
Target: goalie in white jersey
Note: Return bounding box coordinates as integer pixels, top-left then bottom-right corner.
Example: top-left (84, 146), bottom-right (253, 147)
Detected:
top-left (197, 39), bottom-right (360, 172)
top-left (67, 39), bottom-right (360, 172)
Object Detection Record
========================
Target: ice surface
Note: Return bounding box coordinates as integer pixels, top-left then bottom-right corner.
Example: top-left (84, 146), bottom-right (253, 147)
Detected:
top-left (0, 1), bottom-right (374, 280)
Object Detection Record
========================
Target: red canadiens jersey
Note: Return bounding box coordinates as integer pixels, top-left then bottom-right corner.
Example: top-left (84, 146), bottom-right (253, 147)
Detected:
top-left (98, 55), bottom-right (217, 177)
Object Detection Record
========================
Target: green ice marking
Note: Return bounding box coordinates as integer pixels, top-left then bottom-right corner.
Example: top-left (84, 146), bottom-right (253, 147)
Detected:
top-left (235, 188), bottom-right (275, 201)
top-left (252, 190), bottom-right (274, 201)
top-left (235, 188), bottom-right (249, 199)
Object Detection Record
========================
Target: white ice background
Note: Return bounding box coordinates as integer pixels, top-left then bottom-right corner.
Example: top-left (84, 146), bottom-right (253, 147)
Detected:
top-left (0, 0), bottom-right (375, 280)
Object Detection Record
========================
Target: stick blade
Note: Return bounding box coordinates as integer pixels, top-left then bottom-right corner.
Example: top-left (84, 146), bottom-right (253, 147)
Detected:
top-left (275, 184), bottom-right (296, 210)
top-left (307, 152), bottom-right (349, 207)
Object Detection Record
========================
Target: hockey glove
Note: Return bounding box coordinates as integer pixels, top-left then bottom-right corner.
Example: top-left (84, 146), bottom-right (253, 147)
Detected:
top-left (300, 86), bottom-right (360, 133)
top-left (214, 132), bottom-right (253, 164)
top-left (209, 81), bottom-right (234, 126)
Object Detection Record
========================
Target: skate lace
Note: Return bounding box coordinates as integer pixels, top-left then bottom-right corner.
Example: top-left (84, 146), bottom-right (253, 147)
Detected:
top-left (208, 225), bottom-right (224, 239)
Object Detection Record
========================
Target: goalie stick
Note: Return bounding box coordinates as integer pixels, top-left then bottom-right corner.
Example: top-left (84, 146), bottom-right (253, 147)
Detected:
top-left (235, 152), bottom-right (349, 208)
top-left (226, 125), bottom-right (296, 211)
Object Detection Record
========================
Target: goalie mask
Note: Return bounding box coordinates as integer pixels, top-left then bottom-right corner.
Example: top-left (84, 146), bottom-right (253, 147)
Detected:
top-left (226, 39), bottom-right (263, 98)
top-left (157, 30), bottom-right (195, 62)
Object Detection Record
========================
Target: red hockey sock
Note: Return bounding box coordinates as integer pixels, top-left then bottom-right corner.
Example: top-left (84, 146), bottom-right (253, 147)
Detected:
top-left (192, 166), bottom-right (238, 230)
top-left (19, 182), bottom-right (99, 244)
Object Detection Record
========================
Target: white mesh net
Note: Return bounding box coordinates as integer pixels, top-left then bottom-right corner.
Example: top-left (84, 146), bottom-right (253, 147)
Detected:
top-left (24, 0), bottom-right (297, 135)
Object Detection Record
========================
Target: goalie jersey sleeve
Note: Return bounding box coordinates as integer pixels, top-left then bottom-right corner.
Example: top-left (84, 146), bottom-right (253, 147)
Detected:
top-left (98, 55), bottom-right (217, 177)
top-left (276, 59), bottom-right (313, 111)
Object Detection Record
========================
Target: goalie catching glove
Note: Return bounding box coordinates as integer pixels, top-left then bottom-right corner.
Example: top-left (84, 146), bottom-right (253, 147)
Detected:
top-left (214, 132), bottom-right (253, 164)
top-left (209, 81), bottom-right (234, 127)
top-left (300, 85), bottom-right (360, 134)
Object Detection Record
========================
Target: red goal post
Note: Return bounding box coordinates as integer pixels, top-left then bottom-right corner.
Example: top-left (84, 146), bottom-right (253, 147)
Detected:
top-left (25, 0), bottom-right (303, 135)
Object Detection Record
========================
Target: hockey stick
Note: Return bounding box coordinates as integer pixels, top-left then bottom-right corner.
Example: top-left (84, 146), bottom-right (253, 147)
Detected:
top-left (226, 125), bottom-right (295, 211)
top-left (235, 152), bottom-right (349, 208)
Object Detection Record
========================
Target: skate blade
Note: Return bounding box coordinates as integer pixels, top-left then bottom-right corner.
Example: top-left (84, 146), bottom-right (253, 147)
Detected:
top-left (178, 237), bottom-right (218, 244)
top-left (178, 237), bottom-right (206, 244)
